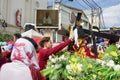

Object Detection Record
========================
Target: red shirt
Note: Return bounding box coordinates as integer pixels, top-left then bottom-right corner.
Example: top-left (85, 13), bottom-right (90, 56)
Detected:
top-left (38, 39), bottom-right (72, 71)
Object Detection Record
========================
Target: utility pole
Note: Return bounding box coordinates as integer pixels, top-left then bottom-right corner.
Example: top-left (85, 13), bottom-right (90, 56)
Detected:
top-left (52, 0), bottom-right (55, 9)
top-left (91, 8), bottom-right (97, 54)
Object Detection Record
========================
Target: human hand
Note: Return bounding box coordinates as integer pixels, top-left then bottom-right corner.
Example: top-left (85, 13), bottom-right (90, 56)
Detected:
top-left (69, 28), bottom-right (74, 40)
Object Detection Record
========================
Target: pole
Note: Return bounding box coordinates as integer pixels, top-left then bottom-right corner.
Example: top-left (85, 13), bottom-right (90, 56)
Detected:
top-left (52, 0), bottom-right (55, 9)
top-left (91, 9), bottom-right (97, 54)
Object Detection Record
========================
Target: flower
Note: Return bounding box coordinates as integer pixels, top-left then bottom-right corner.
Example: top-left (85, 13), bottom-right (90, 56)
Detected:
top-left (106, 60), bottom-right (115, 67)
top-left (110, 51), bottom-right (118, 57)
top-left (87, 63), bottom-right (93, 69)
top-left (54, 64), bottom-right (62, 69)
top-left (98, 71), bottom-right (102, 76)
top-left (113, 65), bottom-right (120, 71)
top-left (96, 59), bottom-right (103, 64)
top-left (71, 57), bottom-right (77, 63)
top-left (92, 74), bottom-right (97, 79)
top-left (41, 51), bottom-right (120, 80)
top-left (66, 65), bottom-right (71, 72)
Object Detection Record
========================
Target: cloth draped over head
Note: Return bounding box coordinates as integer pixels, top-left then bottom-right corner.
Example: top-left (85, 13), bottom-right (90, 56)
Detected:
top-left (11, 38), bottom-right (39, 69)
top-left (0, 38), bottom-right (39, 80)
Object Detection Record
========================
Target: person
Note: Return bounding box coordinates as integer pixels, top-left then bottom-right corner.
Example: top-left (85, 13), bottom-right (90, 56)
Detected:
top-left (2, 33), bottom-right (22, 63)
top-left (38, 34), bottom-right (74, 79)
top-left (8, 33), bottom-right (21, 51)
top-left (73, 13), bottom-right (97, 59)
top-left (13, 33), bottom-right (22, 42)
top-left (2, 20), bottom-right (7, 28)
top-left (43, 12), bottom-right (52, 25)
top-left (105, 39), bottom-right (118, 54)
top-left (0, 46), bottom-right (6, 68)
top-left (0, 37), bottom-right (41, 80)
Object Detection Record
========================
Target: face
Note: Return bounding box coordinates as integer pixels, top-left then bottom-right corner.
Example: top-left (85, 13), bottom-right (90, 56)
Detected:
top-left (13, 36), bottom-right (17, 42)
top-left (45, 40), bottom-right (52, 48)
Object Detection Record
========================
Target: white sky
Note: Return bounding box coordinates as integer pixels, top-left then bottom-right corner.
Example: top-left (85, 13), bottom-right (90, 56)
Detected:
top-left (103, 3), bottom-right (120, 27)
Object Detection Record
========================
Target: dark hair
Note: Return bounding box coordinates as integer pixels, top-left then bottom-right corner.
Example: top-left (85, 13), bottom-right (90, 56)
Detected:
top-left (39, 37), bottom-right (50, 48)
top-left (22, 37), bottom-right (38, 50)
top-left (0, 46), bottom-right (2, 59)
top-left (0, 46), bottom-right (1, 54)
top-left (109, 39), bottom-right (116, 45)
top-left (14, 33), bottom-right (21, 38)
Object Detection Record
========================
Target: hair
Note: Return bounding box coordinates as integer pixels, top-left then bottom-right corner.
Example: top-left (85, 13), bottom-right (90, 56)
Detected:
top-left (14, 33), bottom-right (22, 39)
top-left (39, 37), bottom-right (50, 48)
top-left (0, 46), bottom-right (2, 59)
top-left (109, 39), bottom-right (116, 45)
top-left (22, 37), bottom-right (38, 50)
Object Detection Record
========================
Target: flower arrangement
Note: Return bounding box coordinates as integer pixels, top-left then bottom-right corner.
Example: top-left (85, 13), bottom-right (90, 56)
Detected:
top-left (41, 51), bottom-right (120, 80)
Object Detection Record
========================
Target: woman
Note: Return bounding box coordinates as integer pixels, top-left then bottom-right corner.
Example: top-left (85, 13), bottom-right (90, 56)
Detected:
top-left (0, 37), bottom-right (40, 80)
top-left (38, 36), bottom-right (73, 80)
top-left (0, 46), bottom-right (6, 68)
top-left (13, 33), bottom-right (22, 42)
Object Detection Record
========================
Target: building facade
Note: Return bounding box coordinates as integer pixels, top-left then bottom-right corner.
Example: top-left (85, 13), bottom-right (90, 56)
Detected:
top-left (0, 0), bottom-right (47, 33)
top-left (36, 3), bottom-right (89, 42)
top-left (0, 0), bottom-right (89, 42)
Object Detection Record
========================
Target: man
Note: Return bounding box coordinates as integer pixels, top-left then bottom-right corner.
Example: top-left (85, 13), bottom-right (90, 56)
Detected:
top-left (43, 12), bottom-right (52, 25)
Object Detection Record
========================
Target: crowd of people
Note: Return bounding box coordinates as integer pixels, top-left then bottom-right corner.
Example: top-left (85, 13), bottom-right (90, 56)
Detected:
top-left (0, 29), bottom-right (74, 80)
top-left (0, 27), bottom-right (120, 80)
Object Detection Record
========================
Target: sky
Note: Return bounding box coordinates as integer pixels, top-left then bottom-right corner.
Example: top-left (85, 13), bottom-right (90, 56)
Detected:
top-left (48, 0), bottom-right (120, 28)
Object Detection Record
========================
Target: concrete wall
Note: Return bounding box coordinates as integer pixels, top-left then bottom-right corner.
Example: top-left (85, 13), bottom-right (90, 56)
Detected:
top-left (0, 0), bottom-right (47, 27)
top-left (0, 0), bottom-right (47, 34)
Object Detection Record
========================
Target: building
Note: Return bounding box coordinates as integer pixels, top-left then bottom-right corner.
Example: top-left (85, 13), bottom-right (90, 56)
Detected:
top-left (0, 0), bottom-right (47, 33)
top-left (36, 2), bottom-right (89, 42)
top-left (0, 0), bottom-right (89, 42)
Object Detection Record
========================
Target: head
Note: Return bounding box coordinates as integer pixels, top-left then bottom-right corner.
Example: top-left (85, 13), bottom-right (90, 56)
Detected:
top-left (109, 39), bottom-right (116, 45)
top-left (13, 33), bottom-right (21, 42)
top-left (45, 12), bottom-right (49, 18)
top-left (39, 37), bottom-right (52, 49)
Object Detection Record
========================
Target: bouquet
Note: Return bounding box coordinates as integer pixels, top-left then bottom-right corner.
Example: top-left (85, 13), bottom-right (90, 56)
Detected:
top-left (41, 51), bottom-right (120, 80)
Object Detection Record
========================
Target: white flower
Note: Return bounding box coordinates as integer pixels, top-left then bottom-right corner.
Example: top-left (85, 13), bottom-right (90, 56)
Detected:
top-left (96, 59), bottom-right (103, 64)
top-left (66, 65), bottom-right (71, 70)
top-left (77, 64), bottom-right (82, 68)
top-left (54, 57), bottom-right (59, 62)
top-left (106, 60), bottom-right (115, 67)
top-left (49, 55), bottom-right (52, 60)
top-left (51, 58), bottom-right (56, 63)
top-left (54, 64), bottom-right (62, 69)
top-left (101, 61), bottom-right (106, 66)
top-left (59, 54), bottom-right (67, 61)
top-left (113, 65), bottom-right (120, 71)
top-left (51, 65), bottom-right (55, 68)
top-left (61, 55), bottom-right (65, 59)
top-left (66, 65), bottom-right (72, 73)
top-left (77, 64), bottom-right (83, 71)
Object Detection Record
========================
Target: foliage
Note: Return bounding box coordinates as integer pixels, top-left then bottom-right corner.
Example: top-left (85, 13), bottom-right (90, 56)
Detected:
top-left (100, 44), bottom-right (120, 65)
top-left (0, 33), bottom-right (13, 42)
top-left (41, 52), bottom-right (120, 80)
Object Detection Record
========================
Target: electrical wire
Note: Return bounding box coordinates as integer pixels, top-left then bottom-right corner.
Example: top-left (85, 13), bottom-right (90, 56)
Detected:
top-left (76, 0), bottom-right (88, 10)
top-left (86, 0), bottom-right (96, 9)
top-left (82, 0), bottom-right (93, 9)
top-left (61, 0), bottom-right (69, 4)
